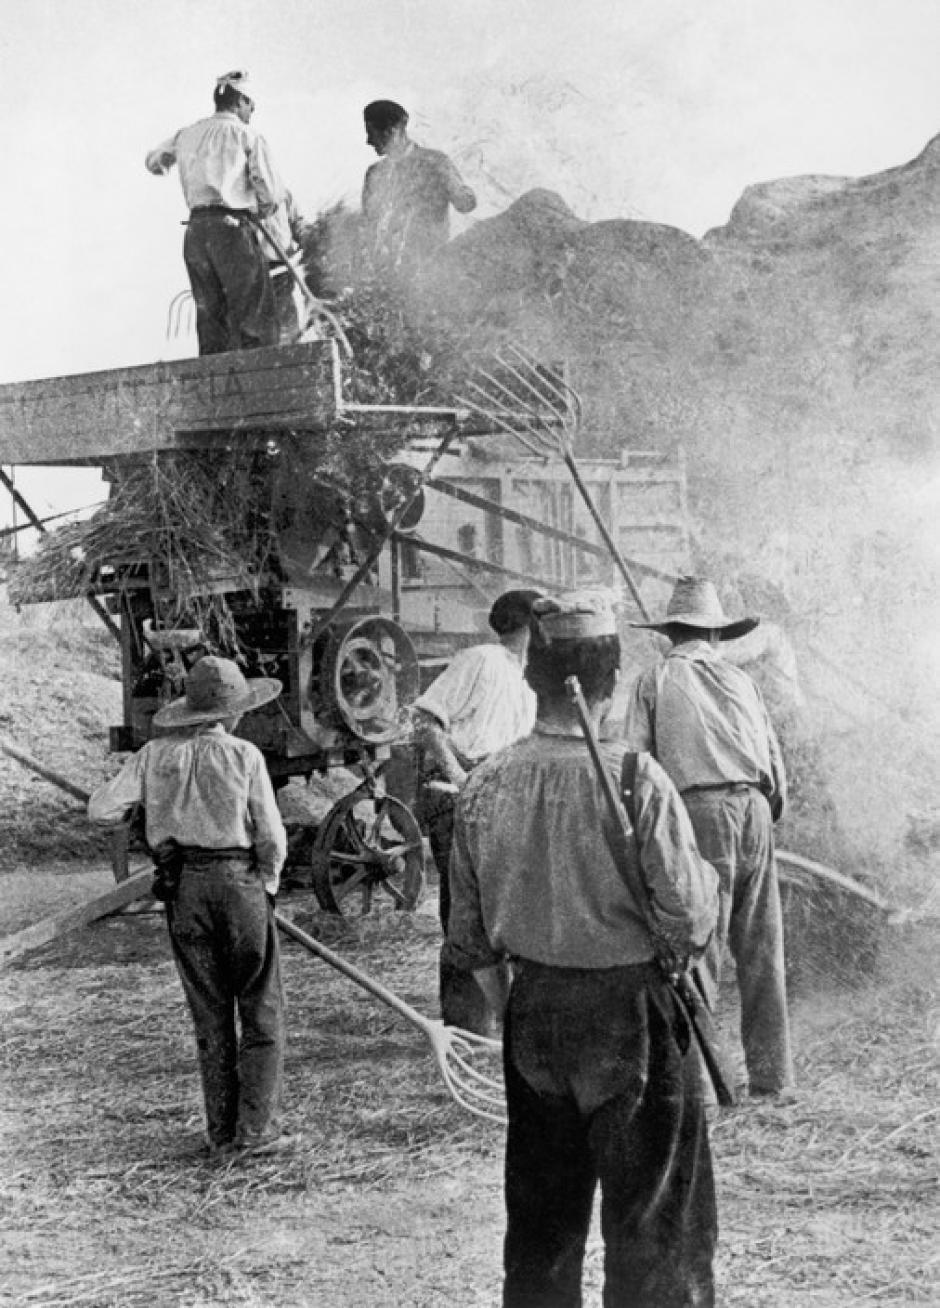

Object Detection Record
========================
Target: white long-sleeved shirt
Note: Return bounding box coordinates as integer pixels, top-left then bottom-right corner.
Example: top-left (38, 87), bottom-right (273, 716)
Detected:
top-left (145, 111), bottom-right (283, 214)
top-left (87, 724), bottom-right (287, 894)
top-left (412, 643), bottom-right (536, 764)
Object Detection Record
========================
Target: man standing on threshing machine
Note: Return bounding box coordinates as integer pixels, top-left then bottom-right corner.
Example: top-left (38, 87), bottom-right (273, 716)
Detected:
top-left (411, 589), bottom-right (541, 1036)
top-left (623, 575), bottom-right (796, 1106)
top-left (88, 656), bottom-right (293, 1160)
top-left (447, 591), bottom-right (720, 1307)
top-left (145, 70), bottom-right (284, 355)
top-left (361, 99), bottom-right (477, 270)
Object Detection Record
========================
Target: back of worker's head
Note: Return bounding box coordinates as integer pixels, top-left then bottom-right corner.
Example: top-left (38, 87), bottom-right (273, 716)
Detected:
top-left (526, 593), bottom-right (620, 704)
top-left (488, 589), bottom-right (542, 638)
top-left (214, 70), bottom-right (253, 113)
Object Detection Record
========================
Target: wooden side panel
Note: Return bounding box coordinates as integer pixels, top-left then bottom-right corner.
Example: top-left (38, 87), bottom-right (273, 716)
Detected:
top-left (0, 340), bottom-right (340, 465)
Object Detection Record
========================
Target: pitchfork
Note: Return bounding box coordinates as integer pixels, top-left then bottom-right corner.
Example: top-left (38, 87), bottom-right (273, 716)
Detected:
top-left (274, 913), bottom-right (506, 1124)
top-left (456, 343), bottom-right (651, 620)
top-left (0, 741), bottom-right (505, 1125)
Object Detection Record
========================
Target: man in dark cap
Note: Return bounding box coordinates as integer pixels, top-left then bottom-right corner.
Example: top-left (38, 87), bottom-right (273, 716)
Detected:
top-left (412, 589), bottom-right (541, 1033)
top-left (448, 590), bottom-right (719, 1307)
top-left (146, 71), bottom-right (285, 354)
top-left (361, 99), bottom-right (477, 270)
top-left (623, 576), bottom-right (795, 1105)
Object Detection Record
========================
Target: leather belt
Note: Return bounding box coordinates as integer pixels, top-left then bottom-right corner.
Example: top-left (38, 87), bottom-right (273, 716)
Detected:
top-left (179, 846), bottom-right (252, 866)
top-left (681, 782), bottom-right (759, 797)
top-left (188, 205), bottom-right (252, 219)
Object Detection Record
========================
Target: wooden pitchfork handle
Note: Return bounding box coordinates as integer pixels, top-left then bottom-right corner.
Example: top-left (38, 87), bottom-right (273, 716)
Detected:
top-left (250, 215), bottom-right (353, 358)
top-left (0, 739), bottom-right (506, 1121)
top-left (274, 913), bottom-right (506, 1124)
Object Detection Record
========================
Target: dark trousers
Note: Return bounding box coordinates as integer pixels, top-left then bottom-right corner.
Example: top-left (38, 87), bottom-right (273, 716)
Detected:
top-left (183, 215), bottom-right (276, 355)
top-left (503, 962), bottom-right (717, 1308)
top-left (425, 790), bottom-right (502, 1034)
top-left (682, 788), bottom-right (794, 1095)
top-left (166, 860), bottom-right (285, 1147)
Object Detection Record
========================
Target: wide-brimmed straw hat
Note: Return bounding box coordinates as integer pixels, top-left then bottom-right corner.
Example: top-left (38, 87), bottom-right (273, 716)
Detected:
top-left (630, 576), bottom-right (759, 641)
top-left (152, 656), bottom-right (281, 728)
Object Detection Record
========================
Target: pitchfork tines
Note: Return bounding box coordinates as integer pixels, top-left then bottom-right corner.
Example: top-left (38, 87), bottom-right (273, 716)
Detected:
top-left (275, 913), bottom-right (506, 1124)
top-left (456, 342), bottom-right (583, 460)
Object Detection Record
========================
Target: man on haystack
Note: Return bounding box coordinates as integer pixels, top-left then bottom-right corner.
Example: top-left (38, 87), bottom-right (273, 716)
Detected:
top-left (361, 99), bottom-right (477, 270)
top-left (623, 576), bottom-right (796, 1106)
top-left (447, 591), bottom-right (719, 1307)
top-left (146, 71), bottom-right (285, 355)
top-left (412, 589), bottom-right (541, 1036)
top-left (88, 656), bottom-right (293, 1160)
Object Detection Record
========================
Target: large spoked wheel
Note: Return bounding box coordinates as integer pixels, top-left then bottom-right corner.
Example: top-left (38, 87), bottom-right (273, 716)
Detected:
top-left (310, 791), bottom-right (426, 916)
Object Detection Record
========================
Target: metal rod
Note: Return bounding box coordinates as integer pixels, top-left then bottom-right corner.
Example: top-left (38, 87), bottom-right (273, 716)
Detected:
top-left (562, 450), bottom-right (650, 619)
top-left (392, 531), bottom-right (552, 590)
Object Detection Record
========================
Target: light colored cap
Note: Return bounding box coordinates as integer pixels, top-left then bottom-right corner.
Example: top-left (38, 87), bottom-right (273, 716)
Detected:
top-left (216, 69), bottom-right (253, 99)
top-left (533, 590), bottom-right (617, 639)
top-left (630, 576), bottom-right (759, 641)
top-left (152, 655), bottom-right (281, 728)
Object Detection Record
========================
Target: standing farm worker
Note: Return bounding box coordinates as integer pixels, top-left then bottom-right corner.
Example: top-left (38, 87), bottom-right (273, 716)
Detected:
top-left (145, 70), bottom-right (284, 355)
top-left (87, 656), bottom-right (292, 1160)
top-left (361, 99), bottom-right (477, 269)
top-left (411, 589), bottom-right (541, 1036)
top-left (447, 591), bottom-right (720, 1307)
top-left (623, 575), bottom-right (796, 1106)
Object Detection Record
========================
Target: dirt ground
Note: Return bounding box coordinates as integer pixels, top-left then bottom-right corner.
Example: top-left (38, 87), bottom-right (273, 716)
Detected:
top-left (0, 600), bottom-right (937, 1306)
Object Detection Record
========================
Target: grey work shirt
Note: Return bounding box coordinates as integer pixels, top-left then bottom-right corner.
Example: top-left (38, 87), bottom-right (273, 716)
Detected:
top-left (448, 727), bottom-right (718, 972)
top-left (623, 640), bottom-right (787, 816)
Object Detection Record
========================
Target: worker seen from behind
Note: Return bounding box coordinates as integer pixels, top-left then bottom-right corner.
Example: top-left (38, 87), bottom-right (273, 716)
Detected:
top-left (447, 591), bottom-right (720, 1307)
top-left (411, 589), bottom-right (541, 1036)
top-left (361, 99), bottom-right (477, 270)
top-left (624, 575), bottom-right (796, 1106)
top-left (88, 656), bottom-right (292, 1160)
top-left (145, 70), bottom-right (284, 355)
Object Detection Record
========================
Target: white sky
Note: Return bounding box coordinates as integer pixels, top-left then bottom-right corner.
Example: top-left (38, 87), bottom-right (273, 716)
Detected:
top-left (0, 0), bottom-right (936, 523)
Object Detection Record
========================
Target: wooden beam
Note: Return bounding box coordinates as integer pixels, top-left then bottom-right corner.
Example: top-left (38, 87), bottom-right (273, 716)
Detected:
top-left (0, 340), bottom-right (340, 465)
top-left (0, 867), bottom-right (154, 969)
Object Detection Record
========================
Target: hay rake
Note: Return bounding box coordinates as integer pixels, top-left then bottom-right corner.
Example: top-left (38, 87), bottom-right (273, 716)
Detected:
top-left (275, 913), bottom-right (506, 1124)
top-left (456, 343), bottom-right (651, 619)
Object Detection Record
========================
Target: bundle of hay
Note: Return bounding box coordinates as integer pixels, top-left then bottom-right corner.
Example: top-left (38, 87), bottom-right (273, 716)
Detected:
top-left (8, 453), bottom-right (267, 611)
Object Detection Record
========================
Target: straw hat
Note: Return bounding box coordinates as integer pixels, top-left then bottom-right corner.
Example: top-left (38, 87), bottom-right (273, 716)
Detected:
top-left (152, 656), bottom-right (281, 728)
top-left (630, 576), bottom-right (759, 641)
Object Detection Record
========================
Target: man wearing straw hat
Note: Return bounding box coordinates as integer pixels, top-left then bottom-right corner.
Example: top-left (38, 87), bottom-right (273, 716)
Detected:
top-left (448, 591), bottom-right (719, 1307)
top-left (146, 70), bottom-right (284, 354)
top-left (623, 575), bottom-right (795, 1105)
top-left (88, 656), bottom-right (291, 1159)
